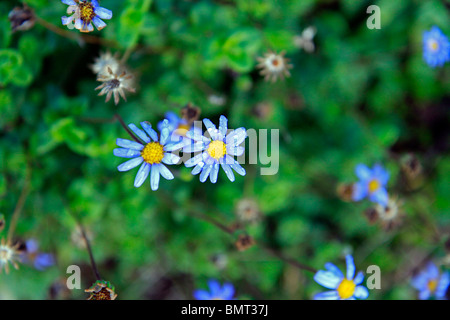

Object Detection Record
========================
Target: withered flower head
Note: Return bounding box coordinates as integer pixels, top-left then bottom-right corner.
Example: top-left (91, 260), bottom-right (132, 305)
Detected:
top-left (95, 67), bottom-right (136, 105)
top-left (235, 198), bottom-right (261, 224)
top-left (181, 103), bottom-right (201, 125)
top-left (8, 5), bottom-right (36, 32)
top-left (337, 183), bottom-right (355, 202)
top-left (85, 280), bottom-right (117, 300)
top-left (400, 153), bottom-right (424, 191)
top-left (374, 196), bottom-right (405, 231)
top-left (0, 238), bottom-right (21, 274)
top-left (293, 26), bottom-right (317, 53)
top-left (235, 234), bottom-right (256, 252)
top-left (256, 50), bottom-right (293, 83)
top-left (90, 51), bottom-right (120, 76)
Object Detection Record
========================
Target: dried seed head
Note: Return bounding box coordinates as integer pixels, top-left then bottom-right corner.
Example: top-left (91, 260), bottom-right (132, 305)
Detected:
top-left (337, 183), bottom-right (355, 202)
top-left (256, 50), bottom-right (293, 83)
top-left (235, 234), bottom-right (256, 252)
top-left (85, 280), bottom-right (118, 300)
top-left (95, 67), bottom-right (136, 105)
top-left (8, 5), bottom-right (36, 32)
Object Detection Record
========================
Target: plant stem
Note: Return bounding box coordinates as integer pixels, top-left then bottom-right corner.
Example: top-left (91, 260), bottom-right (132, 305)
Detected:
top-left (7, 168), bottom-right (31, 244)
top-left (114, 113), bottom-right (142, 144)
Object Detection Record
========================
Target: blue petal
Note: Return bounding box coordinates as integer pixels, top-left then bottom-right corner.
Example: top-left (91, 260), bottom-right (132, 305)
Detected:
top-left (183, 141), bottom-right (206, 153)
top-left (116, 138), bottom-right (144, 151)
top-left (203, 118), bottom-right (217, 132)
top-left (128, 124), bottom-right (150, 143)
top-left (25, 239), bottom-right (39, 253)
top-left (229, 160), bottom-right (246, 176)
top-left (353, 271), bottom-right (365, 285)
top-left (158, 163), bottom-right (174, 180)
top-left (324, 263), bottom-right (344, 278)
top-left (118, 157), bottom-right (143, 172)
top-left (220, 283), bottom-right (235, 300)
top-left (114, 148), bottom-right (142, 158)
top-left (369, 187), bottom-right (389, 206)
top-left (373, 164), bottom-right (389, 185)
top-left (355, 164), bottom-right (372, 181)
top-left (419, 289), bottom-right (431, 300)
top-left (160, 119), bottom-right (170, 145)
top-left (140, 121), bottom-right (159, 142)
top-left (92, 16), bottom-right (106, 30)
top-left (219, 115), bottom-right (228, 137)
top-left (208, 280), bottom-right (222, 297)
top-left (220, 163), bottom-right (235, 182)
top-left (436, 272), bottom-right (450, 299)
top-left (150, 164), bottom-right (160, 191)
top-left (313, 290), bottom-right (339, 300)
top-left (411, 272), bottom-right (429, 291)
top-left (352, 182), bottom-right (367, 201)
top-left (74, 18), bottom-right (82, 30)
top-left (134, 163), bottom-right (150, 187)
top-left (94, 7), bottom-right (113, 20)
top-left (185, 153), bottom-right (204, 168)
top-left (346, 255), bottom-right (355, 280)
top-left (226, 127), bottom-right (247, 146)
top-left (192, 162), bottom-right (205, 175)
top-left (200, 164), bottom-right (213, 182)
top-left (34, 253), bottom-right (55, 271)
top-left (425, 262), bottom-right (440, 279)
top-left (209, 163), bottom-right (219, 183)
top-left (162, 153), bottom-right (180, 165)
top-left (194, 290), bottom-right (211, 300)
top-left (314, 270), bottom-right (341, 289)
top-left (354, 285), bottom-right (369, 299)
top-left (61, 0), bottom-right (77, 5)
top-left (227, 145), bottom-right (244, 157)
top-left (164, 141), bottom-right (186, 152)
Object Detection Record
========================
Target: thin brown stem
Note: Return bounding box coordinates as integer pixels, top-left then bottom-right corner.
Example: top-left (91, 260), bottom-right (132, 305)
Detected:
top-left (114, 113), bottom-right (142, 144)
top-left (35, 15), bottom-right (118, 48)
top-left (7, 168), bottom-right (31, 244)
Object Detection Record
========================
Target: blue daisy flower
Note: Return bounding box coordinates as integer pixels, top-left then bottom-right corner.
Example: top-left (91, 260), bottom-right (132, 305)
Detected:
top-left (184, 115), bottom-right (247, 183)
top-left (113, 120), bottom-right (181, 191)
top-left (411, 262), bottom-right (450, 300)
top-left (157, 111), bottom-right (190, 143)
top-left (194, 279), bottom-right (235, 300)
top-left (61, 0), bottom-right (112, 33)
top-left (352, 163), bottom-right (389, 207)
top-left (314, 255), bottom-right (369, 300)
top-left (423, 26), bottom-right (450, 68)
top-left (20, 239), bottom-right (55, 271)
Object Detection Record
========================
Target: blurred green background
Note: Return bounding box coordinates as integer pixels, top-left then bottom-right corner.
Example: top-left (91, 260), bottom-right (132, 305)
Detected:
top-left (0, 0), bottom-right (449, 300)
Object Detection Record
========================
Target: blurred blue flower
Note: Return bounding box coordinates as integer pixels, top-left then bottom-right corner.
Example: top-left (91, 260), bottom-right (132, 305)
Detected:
top-left (314, 255), bottom-right (369, 300)
top-left (194, 279), bottom-right (235, 300)
top-left (157, 112), bottom-right (189, 143)
top-left (113, 120), bottom-right (181, 191)
top-left (21, 239), bottom-right (55, 271)
top-left (352, 163), bottom-right (389, 207)
top-left (61, 0), bottom-right (112, 33)
top-left (184, 115), bottom-right (247, 183)
top-left (411, 262), bottom-right (450, 300)
top-left (423, 26), bottom-right (450, 68)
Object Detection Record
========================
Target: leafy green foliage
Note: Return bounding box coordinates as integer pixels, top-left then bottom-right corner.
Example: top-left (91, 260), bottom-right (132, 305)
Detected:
top-left (0, 0), bottom-right (449, 300)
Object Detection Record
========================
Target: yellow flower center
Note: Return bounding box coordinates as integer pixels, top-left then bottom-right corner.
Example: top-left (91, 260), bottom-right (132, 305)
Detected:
top-left (429, 40), bottom-right (439, 51)
top-left (368, 179), bottom-right (380, 193)
top-left (207, 140), bottom-right (227, 160)
top-left (79, 1), bottom-right (95, 23)
top-left (337, 279), bottom-right (356, 300)
top-left (427, 279), bottom-right (438, 293)
top-left (141, 142), bottom-right (164, 164)
top-left (174, 124), bottom-right (190, 136)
